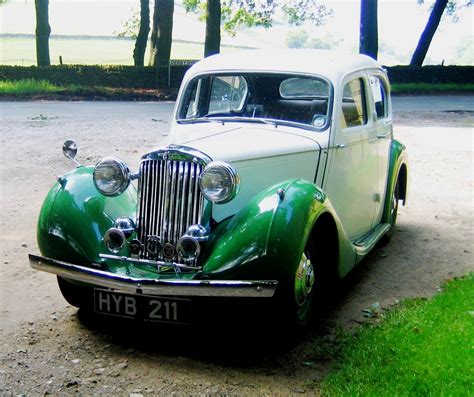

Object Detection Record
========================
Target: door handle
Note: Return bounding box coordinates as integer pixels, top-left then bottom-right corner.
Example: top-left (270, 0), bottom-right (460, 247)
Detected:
top-left (335, 144), bottom-right (346, 149)
top-left (377, 134), bottom-right (387, 139)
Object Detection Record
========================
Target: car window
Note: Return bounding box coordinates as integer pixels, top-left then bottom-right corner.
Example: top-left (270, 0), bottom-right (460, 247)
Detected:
top-left (341, 78), bottom-right (367, 128)
top-left (208, 76), bottom-right (248, 115)
top-left (279, 77), bottom-right (329, 98)
top-left (369, 75), bottom-right (387, 119)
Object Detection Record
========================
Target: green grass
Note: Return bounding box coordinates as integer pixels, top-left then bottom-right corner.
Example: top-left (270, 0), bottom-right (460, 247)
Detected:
top-left (392, 82), bottom-right (474, 94)
top-left (320, 274), bottom-right (474, 396)
top-left (0, 78), bottom-right (72, 94)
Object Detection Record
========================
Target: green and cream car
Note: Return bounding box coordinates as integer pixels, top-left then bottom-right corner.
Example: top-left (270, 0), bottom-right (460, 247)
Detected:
top-left (30, 50), bottom-right (408, 327)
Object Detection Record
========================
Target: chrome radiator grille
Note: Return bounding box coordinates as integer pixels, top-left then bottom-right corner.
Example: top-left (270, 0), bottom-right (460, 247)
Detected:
top-left (137, 158), bottom-right (204, 261)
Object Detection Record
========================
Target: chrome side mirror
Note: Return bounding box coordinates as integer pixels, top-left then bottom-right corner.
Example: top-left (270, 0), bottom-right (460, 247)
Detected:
top-left (62, 140), bottom-right (81, 167)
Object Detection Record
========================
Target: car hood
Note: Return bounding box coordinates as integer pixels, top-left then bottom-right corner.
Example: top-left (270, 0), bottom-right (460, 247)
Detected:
top-left (169, 122), bottom-right (322, 162)
top-left (169, 122), bottom-right (324, 222)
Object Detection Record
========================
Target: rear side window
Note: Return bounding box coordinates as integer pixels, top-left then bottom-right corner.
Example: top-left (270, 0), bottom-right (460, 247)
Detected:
top-left (369, 75), bottom-right (388, 119)
top-left (341, 78), bottom-right (367, 128)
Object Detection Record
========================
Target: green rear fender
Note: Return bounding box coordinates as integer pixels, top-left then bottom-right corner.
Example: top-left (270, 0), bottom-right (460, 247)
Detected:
top-left (202, 179), bottom-right (329, 282)
top-left (37, 166), bottom-right (137, 265)
top-left (382, 139), bottom-right (408, 223)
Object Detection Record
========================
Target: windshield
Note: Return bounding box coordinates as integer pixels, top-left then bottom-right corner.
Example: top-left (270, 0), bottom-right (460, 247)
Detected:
top-left (177, 73), bottom-right (331, 130)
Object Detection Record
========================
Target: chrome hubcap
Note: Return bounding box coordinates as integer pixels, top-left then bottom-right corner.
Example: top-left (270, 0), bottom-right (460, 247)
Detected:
top-left (295, 253), bottom-right (315, 306)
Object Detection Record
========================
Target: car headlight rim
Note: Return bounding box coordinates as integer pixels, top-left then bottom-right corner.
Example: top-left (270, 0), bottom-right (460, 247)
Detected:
top-left (199, 161), bottom-right (240, 204)
top-left (93, 156), bottom-right (131, 196)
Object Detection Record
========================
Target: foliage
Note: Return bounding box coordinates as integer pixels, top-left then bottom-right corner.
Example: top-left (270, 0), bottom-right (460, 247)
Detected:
top-left (0, 64), bottom-right (193, 89)
top-left (391, 82), bottom-right (474, 93)
top-left (116, 8), bottom-right (141, 39)
top-left (282, 0), bottom-right (332, 27)
top-left (286, 30), bottom-right (342, 50)
top-left (386, 65), bottom-right (474, 83)
top-left (320, 274), bottom-right (474, 396)
top-left (183, 0), bottom-right (332, 36)
top-left (418, 0), bottom-right (473, 22)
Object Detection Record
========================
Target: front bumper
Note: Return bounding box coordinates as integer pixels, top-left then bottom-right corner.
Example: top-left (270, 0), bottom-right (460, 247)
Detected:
top-left (28, 254), bottom-right (277, 298)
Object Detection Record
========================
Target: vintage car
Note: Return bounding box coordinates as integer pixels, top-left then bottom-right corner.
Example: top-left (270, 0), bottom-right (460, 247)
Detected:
top-left (29, 50), bottom-right (408, 327)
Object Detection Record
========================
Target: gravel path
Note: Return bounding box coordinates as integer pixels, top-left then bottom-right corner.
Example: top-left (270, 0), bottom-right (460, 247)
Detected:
top-left (0, 99), bottom-right (472, 395)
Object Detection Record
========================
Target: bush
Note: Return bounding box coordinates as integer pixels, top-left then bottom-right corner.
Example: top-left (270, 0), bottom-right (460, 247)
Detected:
top-left (0, 64), bottom-right (195, 89)
top-left (386, 65), bottom-right (474, 84)
top-left (0, 63), bottom-right (472, 90)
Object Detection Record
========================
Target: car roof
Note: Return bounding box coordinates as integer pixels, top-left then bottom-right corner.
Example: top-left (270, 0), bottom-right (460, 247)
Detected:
top-left (184, 49), bottom-right (383, 84)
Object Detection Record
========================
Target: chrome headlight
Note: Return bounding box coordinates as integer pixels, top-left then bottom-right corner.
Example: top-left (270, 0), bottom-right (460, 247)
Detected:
top-left (199, 161), bottom-right (240, 204)
top-left (93, 157), bottom-right (130, 196)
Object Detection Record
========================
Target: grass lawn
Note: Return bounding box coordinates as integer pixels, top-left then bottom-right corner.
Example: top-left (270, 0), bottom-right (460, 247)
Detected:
top-left (319, 274), bottom-right (474, 396)
top-left (0, 79), bottom-right (173, 100)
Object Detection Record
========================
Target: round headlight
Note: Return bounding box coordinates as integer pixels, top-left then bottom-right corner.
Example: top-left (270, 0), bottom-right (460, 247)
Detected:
top-left (93, 157), bottom-right (130, 196)
top-left (199, 161), bottom-right (239, 204)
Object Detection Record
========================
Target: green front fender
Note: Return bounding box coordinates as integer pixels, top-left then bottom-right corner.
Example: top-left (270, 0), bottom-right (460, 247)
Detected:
top-left (202, 179), bottom-right (329, 282)
top-left (37, 166), bottom-right (137, 265)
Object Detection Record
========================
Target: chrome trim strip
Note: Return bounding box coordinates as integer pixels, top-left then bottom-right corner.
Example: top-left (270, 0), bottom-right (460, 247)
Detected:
top-left (29, 254), bottom-right (277, 298)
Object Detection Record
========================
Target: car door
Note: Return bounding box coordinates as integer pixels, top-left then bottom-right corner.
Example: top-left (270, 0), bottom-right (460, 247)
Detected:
top-left (367, 73), bottom-right (392, 227)
top-left (324, 74), bottom-right (379, 241)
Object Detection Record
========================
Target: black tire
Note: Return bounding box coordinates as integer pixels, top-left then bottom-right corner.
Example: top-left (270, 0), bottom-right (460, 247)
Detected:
top-left (279, 242), bottom-right (319, 330)
top-left (380, 177), bottom-right (400, 245)
top-left (57, 276), bottom-right (93, 310)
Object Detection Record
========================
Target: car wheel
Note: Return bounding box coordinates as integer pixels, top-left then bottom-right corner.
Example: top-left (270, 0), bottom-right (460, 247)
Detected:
top-left (293, 250), bottom-right (316, 325)
top-left (57, 276), bottom-right (93, 309)
top-left (380, 177), bottom-right (400, 245)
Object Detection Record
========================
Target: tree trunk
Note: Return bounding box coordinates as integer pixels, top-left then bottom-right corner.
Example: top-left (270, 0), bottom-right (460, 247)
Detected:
top-left (148, 0), bottom-right (174, 67)
top-left (204, 0), bottom-right (221, 57)
top-left (133, 0), bottom-right (150, 66)
top-left (35, 0), bottom-right (51, 66)
top-left (359, 0), bottom-right (378, 60)
top-left (410, 0), bottom-right (448, 66)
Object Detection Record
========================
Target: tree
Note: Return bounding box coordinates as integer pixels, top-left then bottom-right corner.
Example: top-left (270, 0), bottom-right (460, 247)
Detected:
top-left (410, 0), bottom-right (448, 65)
top-left (184, 0), bottom-right (332, 57)
top-left (134, 0), bottom-right (150, 66)
top-left (149, 0), bottom-right (174, 67)
top-left (359, 0), bottom-right (378, 60)
top-left (35, 0), bottom-right (51, 66)
top-left (205, 0), bottom-right (221, 57)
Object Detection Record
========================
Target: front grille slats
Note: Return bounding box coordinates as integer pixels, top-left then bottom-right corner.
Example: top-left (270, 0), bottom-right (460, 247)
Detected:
top-left (137, 157), bottom-right (204, 263)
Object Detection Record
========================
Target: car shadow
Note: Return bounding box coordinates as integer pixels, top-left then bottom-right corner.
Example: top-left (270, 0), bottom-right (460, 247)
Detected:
top-left (75, 265), bottom-right (371, 368)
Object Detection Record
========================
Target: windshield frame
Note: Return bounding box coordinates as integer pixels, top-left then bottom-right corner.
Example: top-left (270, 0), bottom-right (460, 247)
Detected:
top-left (176, 70), bottom-right (334, 132)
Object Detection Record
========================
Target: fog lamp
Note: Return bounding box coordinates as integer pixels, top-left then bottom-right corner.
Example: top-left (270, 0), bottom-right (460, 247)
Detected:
top-left (104, 228), bottom-right (126, 253)
top-left (177, 236), bottom-right (200, 261)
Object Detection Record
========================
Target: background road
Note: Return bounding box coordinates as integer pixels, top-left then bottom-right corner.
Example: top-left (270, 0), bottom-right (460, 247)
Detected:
top-left (1, 95), bottom-right (472, 122)
top-left (0, 96), bottom-right (472, 394)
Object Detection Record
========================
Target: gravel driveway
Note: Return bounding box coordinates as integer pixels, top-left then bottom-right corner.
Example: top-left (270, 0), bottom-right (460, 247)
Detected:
top-left (0, 98), bottom-right (472, 395)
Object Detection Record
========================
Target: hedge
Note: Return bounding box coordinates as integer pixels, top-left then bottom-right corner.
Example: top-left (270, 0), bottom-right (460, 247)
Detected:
top-left (0, 64), bottom-right (195, 89)
top-left (0, 63), bottom-right (472, 89)
top-left (386, 65), bottom-right (474, 84)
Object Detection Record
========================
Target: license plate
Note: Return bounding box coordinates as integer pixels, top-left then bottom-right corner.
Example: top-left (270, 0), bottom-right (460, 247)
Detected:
top-left (94, 289), bottom-right (191, 324)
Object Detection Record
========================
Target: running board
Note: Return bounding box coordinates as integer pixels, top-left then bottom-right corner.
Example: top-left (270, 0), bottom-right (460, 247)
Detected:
top-left (353, 223), bottom-right (391, 256)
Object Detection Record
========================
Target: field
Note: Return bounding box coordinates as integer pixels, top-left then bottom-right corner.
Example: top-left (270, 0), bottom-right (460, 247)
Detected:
top-left (0, 36), bottom-right (209, 65)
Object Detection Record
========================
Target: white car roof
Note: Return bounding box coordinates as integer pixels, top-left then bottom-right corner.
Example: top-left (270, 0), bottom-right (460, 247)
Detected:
top-left (183, 49), bottom-right (383, 84)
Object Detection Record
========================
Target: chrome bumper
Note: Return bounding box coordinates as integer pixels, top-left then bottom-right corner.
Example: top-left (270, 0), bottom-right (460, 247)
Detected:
top-left (28, 254), bottom-right (277, 298)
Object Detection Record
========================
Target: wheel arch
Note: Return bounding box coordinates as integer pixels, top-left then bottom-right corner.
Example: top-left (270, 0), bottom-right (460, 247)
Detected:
top-left (307, 211), bottom-right (340, 281)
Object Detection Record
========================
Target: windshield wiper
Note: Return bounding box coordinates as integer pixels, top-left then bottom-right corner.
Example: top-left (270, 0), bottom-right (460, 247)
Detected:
top-left (176, 117), bottom-right (225, 125)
